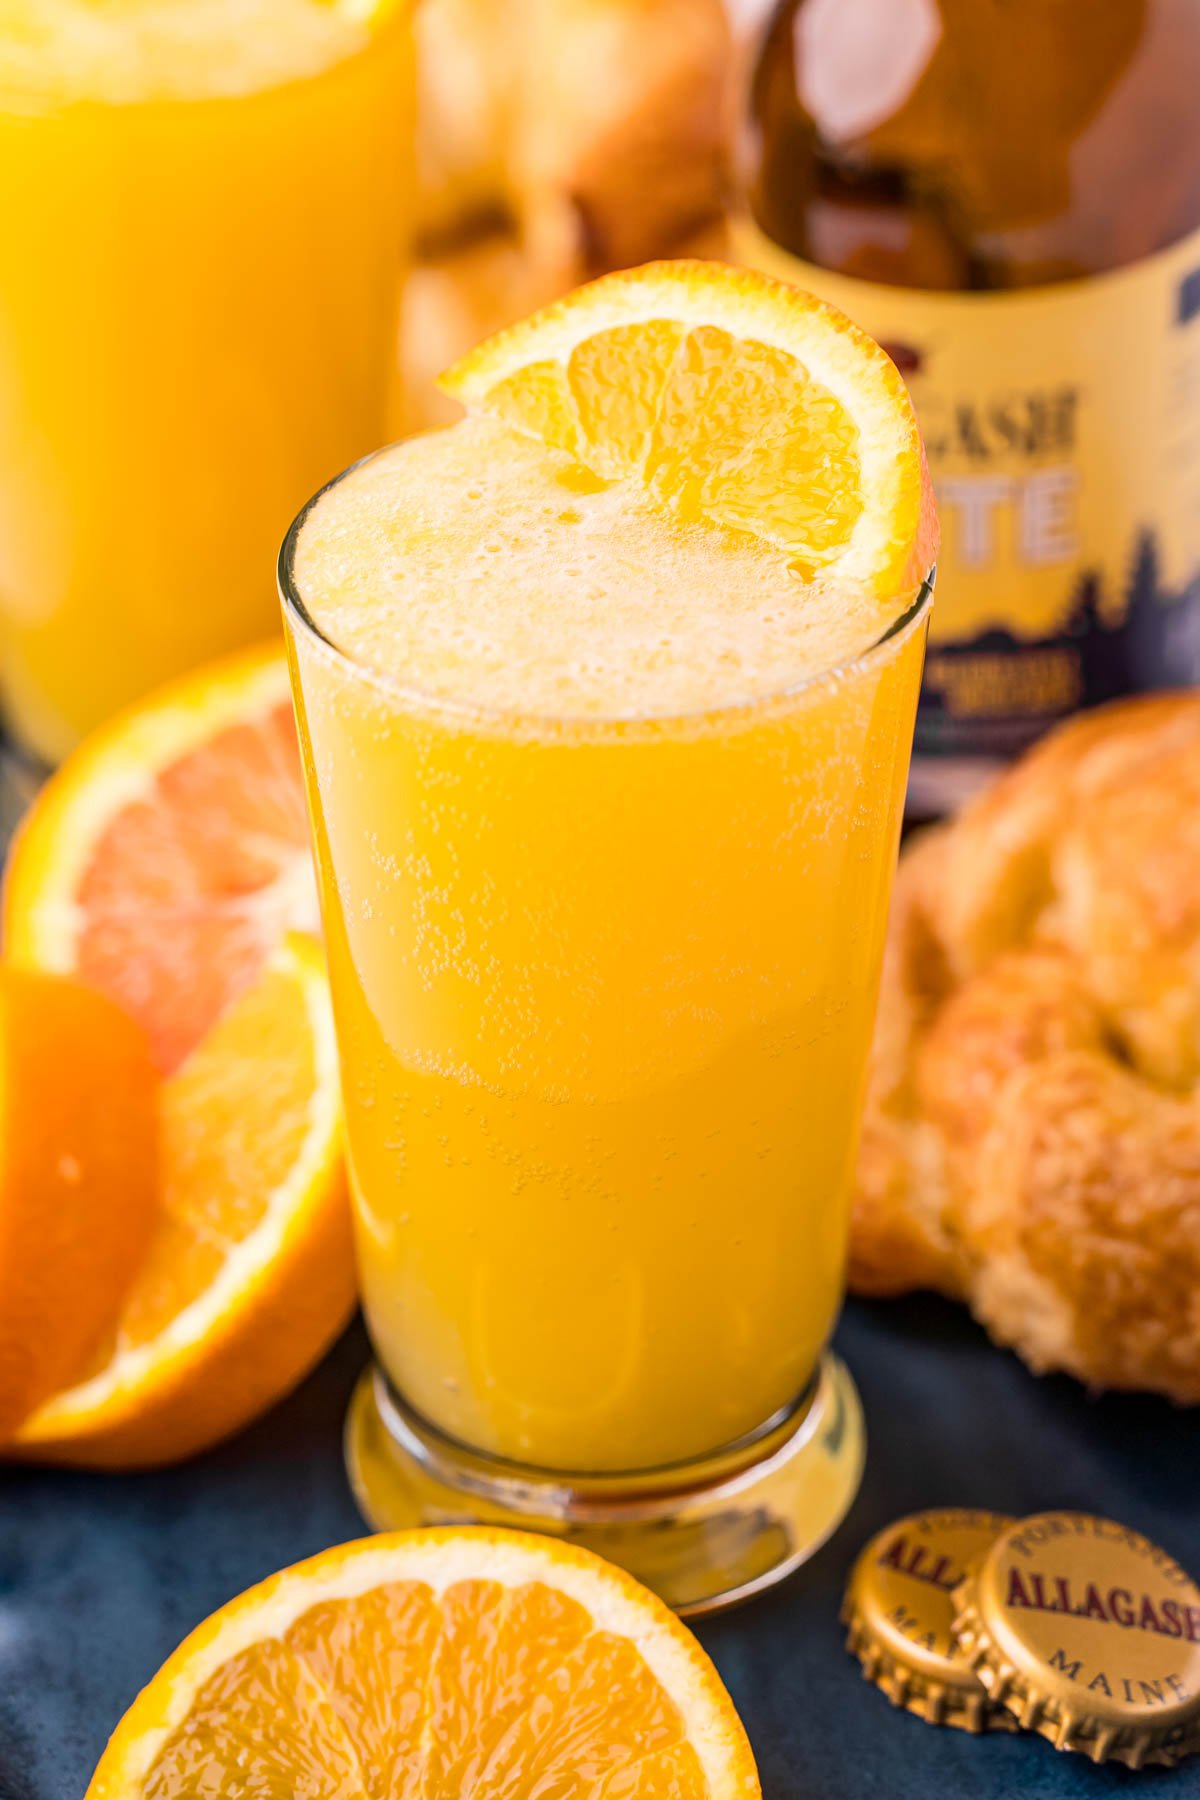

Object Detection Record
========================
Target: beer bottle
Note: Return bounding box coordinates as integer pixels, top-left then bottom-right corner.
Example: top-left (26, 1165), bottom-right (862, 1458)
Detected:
top-left (734, 0), bottom-right (1200, 811)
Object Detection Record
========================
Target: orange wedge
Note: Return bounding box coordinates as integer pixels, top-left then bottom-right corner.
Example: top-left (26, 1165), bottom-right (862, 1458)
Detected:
top-left (0, 968), bottom-right (157, 1441)
top-left (87, 1528), bottom-right (760, 1800)
top-left (3, 646), bottom-right (354, 1467)
top-left (440, 258), bottom-right (938, 596)
top-left (11, 932), bottom-right (349, 1468)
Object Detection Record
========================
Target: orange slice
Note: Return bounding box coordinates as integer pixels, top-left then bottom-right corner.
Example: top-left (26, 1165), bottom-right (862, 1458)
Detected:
top-left (0, 968), bottom-right (157, 1441)
top-left (2, 646), bottom-right (353, 1466)
top-left (87, 1529), bottom-right (760, 1799)
top-left (440, 258), bottom-right (938, 597)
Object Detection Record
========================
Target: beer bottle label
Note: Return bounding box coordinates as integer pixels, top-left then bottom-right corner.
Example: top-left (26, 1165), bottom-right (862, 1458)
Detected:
top-left (733, 217), bottom-right (1200, 790)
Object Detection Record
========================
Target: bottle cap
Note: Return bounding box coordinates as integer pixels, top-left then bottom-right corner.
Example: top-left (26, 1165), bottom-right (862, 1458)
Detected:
top-left (953, 1510), bottom-right (1200, 1767)
top-left (842, 1508), bottom-right (1016, 1731)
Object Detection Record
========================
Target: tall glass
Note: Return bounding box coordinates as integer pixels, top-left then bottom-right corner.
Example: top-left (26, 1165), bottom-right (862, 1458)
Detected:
top-left (282, 475), bottom-right (931, 1612)
top-left (0, 2), bottom-right (413, 769)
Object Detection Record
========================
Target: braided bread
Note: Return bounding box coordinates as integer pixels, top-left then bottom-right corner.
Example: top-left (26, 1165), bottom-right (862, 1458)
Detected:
top-left (852, 693), bottom-right (1200, 1403)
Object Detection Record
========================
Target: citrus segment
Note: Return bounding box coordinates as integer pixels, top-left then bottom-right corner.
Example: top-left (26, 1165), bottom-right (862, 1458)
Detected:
top-left (472, 358), bottom-right (588, 465)
top-left (283, 1581), bottom-right (440, 1796)
top-left (567, 319), bottom-right (687, 478)
top-left (87, 1531), bottom-right (759, 1800)
top-left (645, 326), bottom-right (863, 566)
top-left (0, 969), bottom-right (157, 1440)
top-left (3, 644), bottom-right (314, 1075)
top-left (440, 259), bottom-right (937, 598)
top-left (13, 933), bottom-right (349, 1466)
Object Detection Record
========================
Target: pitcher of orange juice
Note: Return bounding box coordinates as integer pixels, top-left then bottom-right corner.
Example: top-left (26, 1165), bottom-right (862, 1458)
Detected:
top-left (0, 0), bottom-right (412, 770)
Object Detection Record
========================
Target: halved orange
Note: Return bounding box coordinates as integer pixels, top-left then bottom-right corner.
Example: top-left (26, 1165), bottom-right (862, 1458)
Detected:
top-left (440, 258), bottom-right (938, 596)
top-left (0, 967), bottom-right (157, 1441)
top-left (4, 642), bottom-right (315, 1076)
top-left (3, 646), bottom-right (353, 1466)
top-left (87, 1528), bottom-right (760, 1799)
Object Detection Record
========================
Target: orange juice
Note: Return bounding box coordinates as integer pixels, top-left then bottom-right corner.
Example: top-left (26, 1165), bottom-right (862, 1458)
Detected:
top-left (284, 415), bottom-right (928, 1473)
top-left (0, 0), bottom-right (412, 765)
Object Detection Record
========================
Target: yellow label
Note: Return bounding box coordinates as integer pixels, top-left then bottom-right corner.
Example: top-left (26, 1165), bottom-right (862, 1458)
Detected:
top-left (734, 216), bottom-right (1200, 766)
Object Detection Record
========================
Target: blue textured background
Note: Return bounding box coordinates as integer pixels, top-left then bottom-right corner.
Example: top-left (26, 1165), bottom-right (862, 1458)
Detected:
top-left (2, 1296), bottom-right (1199, 1799)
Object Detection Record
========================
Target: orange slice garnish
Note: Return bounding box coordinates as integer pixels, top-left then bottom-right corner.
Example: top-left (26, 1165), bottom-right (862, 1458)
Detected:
top-left (440, 259), bottom-right (938, 596)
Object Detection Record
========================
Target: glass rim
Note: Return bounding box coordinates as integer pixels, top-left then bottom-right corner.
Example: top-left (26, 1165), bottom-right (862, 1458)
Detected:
top-left (278, 441), bottom-right (935, 738)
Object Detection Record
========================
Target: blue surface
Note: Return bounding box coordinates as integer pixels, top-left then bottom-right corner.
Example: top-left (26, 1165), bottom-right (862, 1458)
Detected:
top-left (2, 1296), bottom-right (1199, 1800)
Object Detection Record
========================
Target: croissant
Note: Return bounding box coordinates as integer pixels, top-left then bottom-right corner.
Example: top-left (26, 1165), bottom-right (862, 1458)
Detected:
top-left (852, 693), bottom-right (1200, 1404)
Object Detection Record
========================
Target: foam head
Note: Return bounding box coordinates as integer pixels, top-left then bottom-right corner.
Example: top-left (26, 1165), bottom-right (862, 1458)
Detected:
top-left (290, 416), bottom-right (901, 725)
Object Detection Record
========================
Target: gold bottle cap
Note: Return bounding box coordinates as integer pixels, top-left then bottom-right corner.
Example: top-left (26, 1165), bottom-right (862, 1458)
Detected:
top-left (953, 1511), bottom-right (1200, 1768)
top-left (842, 1508), bottom-right (1016, 1732)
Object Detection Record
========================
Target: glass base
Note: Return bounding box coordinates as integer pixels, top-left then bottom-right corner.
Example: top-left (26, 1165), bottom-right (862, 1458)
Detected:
top-left (345, 1350), bottom-right (865, 1616)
